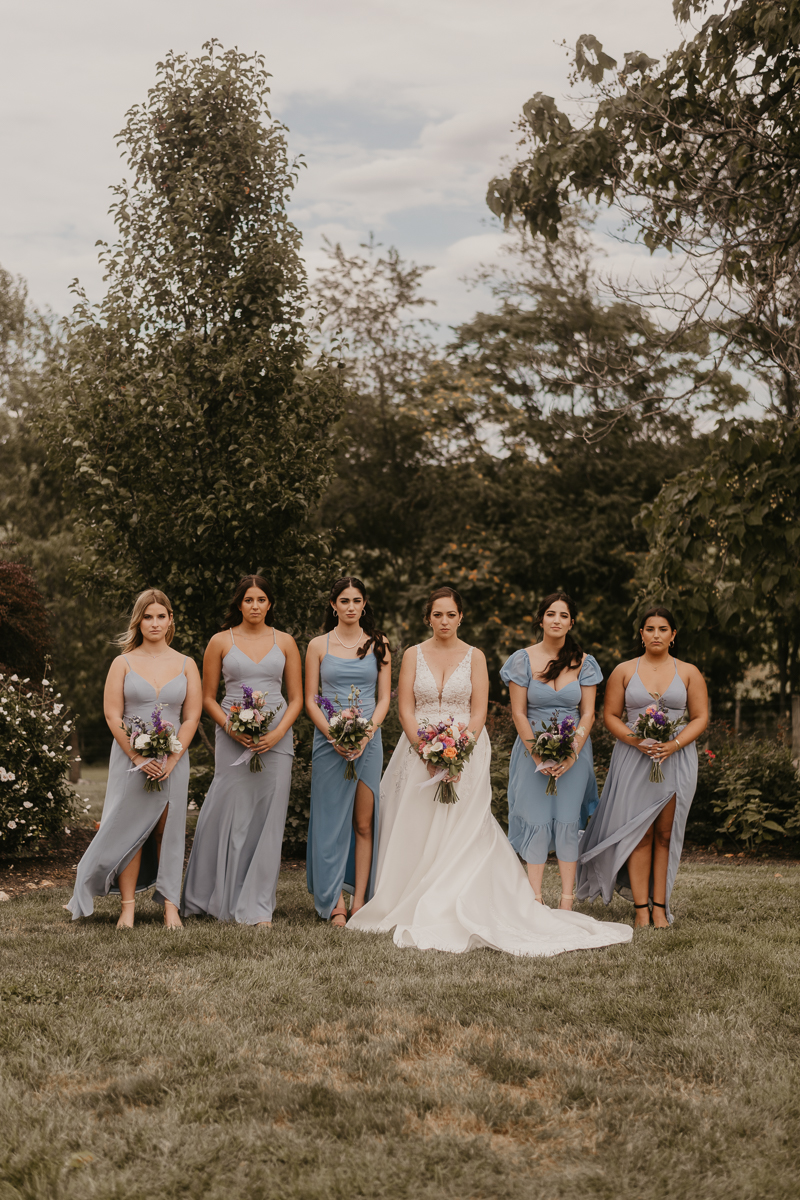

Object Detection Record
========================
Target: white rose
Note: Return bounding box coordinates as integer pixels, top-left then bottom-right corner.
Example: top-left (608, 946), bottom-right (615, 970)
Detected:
top-left (7, 820), bottom-right (16, 829)
top-left (169, 736), bottom-right (182, 753)
top-left (239, 708), bottom-right (255, 723)
top-left (23, 801), bottom-right (32, 809)
top-left (134, 734), bottom-right (151, 749)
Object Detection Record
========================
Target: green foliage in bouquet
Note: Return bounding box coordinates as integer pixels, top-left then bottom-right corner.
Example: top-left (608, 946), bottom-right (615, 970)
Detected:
top-left (0, 669), bottom-right (77, 853)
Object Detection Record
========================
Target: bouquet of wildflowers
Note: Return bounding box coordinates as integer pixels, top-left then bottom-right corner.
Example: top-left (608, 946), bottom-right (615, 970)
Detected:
top-left (628, 702), bottom-right (680, 783)
top-left (528, 711), bottom-right (581, 795)
top-left (315, 686), bottom-right (373, 781)
top-left (414, 716), bottom-right (477, 804)
top-left (228, 685), bottom-right (277, 773)
top-left (124, 703), bottom-right (182, 791)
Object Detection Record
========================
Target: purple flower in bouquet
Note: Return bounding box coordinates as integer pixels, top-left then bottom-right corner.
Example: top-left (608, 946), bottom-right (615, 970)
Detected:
top-left (227, 687), bottom-right (277, 772)
top-left (628, 703), bottom-right (680, 782)
top-left (321, 686), bottom-right (373, 781)
top-left (315, 694), bottom-right (337, 721)
top-left (122, 703), bottom-right (182, 792)
top-left (528, 710), bottom-right (581, 795)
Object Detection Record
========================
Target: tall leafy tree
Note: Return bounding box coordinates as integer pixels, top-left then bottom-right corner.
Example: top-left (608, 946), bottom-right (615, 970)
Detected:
top-left (49, 42), bottom-right (341, 656)
top-left (487, 1), bottom-right (800, 418)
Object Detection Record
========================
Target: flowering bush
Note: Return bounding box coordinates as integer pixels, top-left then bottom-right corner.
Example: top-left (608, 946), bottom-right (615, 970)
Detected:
top-left (0, 669), bottom-right (78, 853)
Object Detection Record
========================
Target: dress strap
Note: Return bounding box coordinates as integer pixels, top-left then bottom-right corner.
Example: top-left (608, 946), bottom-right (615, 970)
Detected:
top-left (182, 655), bottom-right (187, 674)
top-left (230, 628), bottom-right (236, 646)
top-left (273, 627), bottom-right (277, 646)
top-left (326, 632), bottom-right (330, 653)
top-left (122, 654), bottom-right (132, 671)
top-left (634, 657), bottom-right (642, 677)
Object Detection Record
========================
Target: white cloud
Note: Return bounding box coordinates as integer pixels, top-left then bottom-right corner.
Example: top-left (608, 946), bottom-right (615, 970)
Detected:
top-left (0, 0), bottom-right (690, 325)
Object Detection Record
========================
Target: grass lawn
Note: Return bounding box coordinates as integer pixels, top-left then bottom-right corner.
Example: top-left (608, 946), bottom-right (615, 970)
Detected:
top-left (0, 863), bottom-right (798, 1199)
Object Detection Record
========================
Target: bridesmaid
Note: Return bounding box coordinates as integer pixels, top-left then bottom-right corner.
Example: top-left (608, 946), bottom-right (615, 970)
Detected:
top-left (305, 577), bottom-right (391, 926)
top-left (500, 592), bottom-right (602, 910)
top-left (67, 589), bottom-right (201, 929)
top-left (576, 606), bottom-right (708, 928)
top-left (181, 574), bottom-right (303, 926)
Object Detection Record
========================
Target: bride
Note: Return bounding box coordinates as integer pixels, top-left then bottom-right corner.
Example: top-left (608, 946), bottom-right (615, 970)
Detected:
top-left (348, 587), bottom-right (633, 956)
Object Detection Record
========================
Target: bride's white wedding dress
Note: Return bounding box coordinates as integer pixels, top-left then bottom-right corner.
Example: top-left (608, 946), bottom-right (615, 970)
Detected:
top-left (347, 645), bottom-right (633, 956)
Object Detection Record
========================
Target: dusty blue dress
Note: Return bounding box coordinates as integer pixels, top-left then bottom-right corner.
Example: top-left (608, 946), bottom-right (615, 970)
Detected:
top-left (576, 658), bottom-right (697, 923)
top-left (500, 650), bottom-right (603, 864)
top-left (67, 660), bottom-right (190, 917)
top-left (181, 628), bottom-right (293, 924)
top-left (306, 638), bottom-right (383, 920)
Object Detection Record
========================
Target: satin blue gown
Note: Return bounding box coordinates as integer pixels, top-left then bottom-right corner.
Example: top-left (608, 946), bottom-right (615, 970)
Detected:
top-left (499, 650), bottom-right (603, 863)
top-left (306, 637), bottom-right (383, 920)
top-left (576, 658), bottom-right (697, 923)
top-left (181, 628), bottom-right (293, 924)
top-left (67, 660), bottom-right (190, 917)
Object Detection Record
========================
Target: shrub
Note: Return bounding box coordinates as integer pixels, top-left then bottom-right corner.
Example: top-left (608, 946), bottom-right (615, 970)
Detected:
top-left (0, 668), bottom-right (77, 853)
top-left (710, 738), bottom-right (800, 851)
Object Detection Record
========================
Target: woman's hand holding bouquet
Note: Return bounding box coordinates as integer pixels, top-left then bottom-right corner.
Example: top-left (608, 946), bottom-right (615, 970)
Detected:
top-left (627, 703), bottom-right (681, 782)
top-left (414, 717), bottom-right (477, 805)
top-left (316, 686), bottom-right (374, 780)
top-left (124, 704), bottom-right (183, 792)
top-left (227, 685), bottom-right (277, 773)
top-left (528, 712), bottom-right (583, 795)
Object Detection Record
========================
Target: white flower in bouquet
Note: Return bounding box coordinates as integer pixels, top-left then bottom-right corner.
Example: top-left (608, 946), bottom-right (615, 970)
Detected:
top-left (168, 735), bottom-right (183, 753)
top-left (134, 734), bottom-right (152, 750)
top-left (239, 708), bottom-right (255, 723)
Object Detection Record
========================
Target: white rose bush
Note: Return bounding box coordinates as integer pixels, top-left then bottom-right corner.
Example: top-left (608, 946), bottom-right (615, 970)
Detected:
top-left (0, 668), bottom-right (78, 853)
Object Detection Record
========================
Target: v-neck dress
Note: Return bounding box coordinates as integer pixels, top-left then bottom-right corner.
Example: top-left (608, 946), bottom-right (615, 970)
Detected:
top-left (67, 659), bottom-right (190, 917)
top-left (181, 631), bottom-right (293, 924)
top-left (576, 659), bottom-right (697, 923)
top-left (500, 650), bottom-right (603, 864)
top-left (306, 638), bottom-right (383, 920)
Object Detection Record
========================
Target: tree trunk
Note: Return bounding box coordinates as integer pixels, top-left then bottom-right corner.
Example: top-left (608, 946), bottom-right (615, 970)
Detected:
top-left (792, 695), bottom-right (800, 767)
top-left (777, 628), bottom-right (789, 720)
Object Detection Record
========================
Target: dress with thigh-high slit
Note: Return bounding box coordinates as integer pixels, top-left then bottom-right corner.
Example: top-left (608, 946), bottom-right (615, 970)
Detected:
top-left (347, 645), bottom-right (633, 956)
top-left (67, 659), bottom-right (190, 917)
top-left (306, 637), bottom-right (382, 919)
top-left (181, 627), bottom-right (293, 924)
top-left (576, 658), bottom-right (697, 923)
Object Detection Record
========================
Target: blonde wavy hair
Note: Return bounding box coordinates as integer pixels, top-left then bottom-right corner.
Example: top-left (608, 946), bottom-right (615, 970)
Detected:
top-left (116, 589), bottom-right (175, 655)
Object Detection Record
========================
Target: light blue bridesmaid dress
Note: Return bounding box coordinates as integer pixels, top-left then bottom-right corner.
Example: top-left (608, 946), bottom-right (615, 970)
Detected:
top-left (499, 649), bottom-right (603, 864)
top-left (181, 628), bottom-right (293, 924)
top-left (306, 637), bottom-right (383, 920)
top-left (67, 660), bottom-right (190, 917)
top-left (576, 658), bottom-right (697, 923)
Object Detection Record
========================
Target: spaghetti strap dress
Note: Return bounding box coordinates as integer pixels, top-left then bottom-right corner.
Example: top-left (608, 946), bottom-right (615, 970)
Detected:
top-left (499, 650), bottom-right (603, 863)
top-left (67, 658), bottom-right (190, 917)
top-left (306, 636), bottom-right (383, 920)
top-left (181, 628), bottom-right (293, 924)
top-left (576, 658), bottom-right (698, 923)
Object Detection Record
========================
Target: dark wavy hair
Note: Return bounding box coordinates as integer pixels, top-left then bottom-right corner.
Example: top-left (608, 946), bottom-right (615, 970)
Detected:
top-left (533, 592), bottom-right (583, 683)
top-left (221, 574), bottom-right (276, 629)
top-left (323, 577), bottom-right (389, 667)
top-left (638, 606), bottom-right (678, 643)
top-left (424, 586), bottom-right (463, 625)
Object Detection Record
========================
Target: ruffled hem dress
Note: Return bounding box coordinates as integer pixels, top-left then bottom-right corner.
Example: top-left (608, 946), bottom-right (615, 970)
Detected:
top-left (67, 659), bottom-right (190, 917)
top-left (499, 650), bottom-right (603, 864)
top-left (576, 658), bottom-right (698, 924)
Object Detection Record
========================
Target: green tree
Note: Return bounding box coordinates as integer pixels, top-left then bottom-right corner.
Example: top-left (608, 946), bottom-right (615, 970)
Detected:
top-left (487, 1), bottom-right (800, 417)
top-left (49, 42), bottom-right (341, 658)
top-left (637, 418), bottom-right (800, 712)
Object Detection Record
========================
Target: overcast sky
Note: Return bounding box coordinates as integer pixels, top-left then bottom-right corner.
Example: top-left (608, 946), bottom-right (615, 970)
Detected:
top-left (1, 1), bottom-right (695, 329)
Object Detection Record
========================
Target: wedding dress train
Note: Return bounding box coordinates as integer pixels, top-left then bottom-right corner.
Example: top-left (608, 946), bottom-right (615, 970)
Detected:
top-left (347, 646), bottom-right (633, 956)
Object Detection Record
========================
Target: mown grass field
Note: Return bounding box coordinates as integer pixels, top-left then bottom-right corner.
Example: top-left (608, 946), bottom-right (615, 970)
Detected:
top-left (0, 863), bottom-right (798, 1200)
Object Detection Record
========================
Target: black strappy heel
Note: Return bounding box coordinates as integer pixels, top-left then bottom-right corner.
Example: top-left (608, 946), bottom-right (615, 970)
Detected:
top-left (633, 902), bottom-right (652, 927)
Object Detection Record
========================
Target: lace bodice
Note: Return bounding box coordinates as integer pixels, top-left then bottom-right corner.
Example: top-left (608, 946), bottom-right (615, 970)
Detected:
top-left (414, 645), bottom-right (473, 726)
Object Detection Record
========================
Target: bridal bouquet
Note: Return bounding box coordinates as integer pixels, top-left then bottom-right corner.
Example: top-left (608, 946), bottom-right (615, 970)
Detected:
top-left (316, 686), bottom-right (373, 781)
top-left (629, 703), bottom-right (680, 783)
top-left (528, 711), bottom-right (581, 795)
top-left (414, 717), bottom-right (477, 805)
top-left (124, 704), bottom-right (182, 792)
top-left (228, 685), bottom-right (277, 773)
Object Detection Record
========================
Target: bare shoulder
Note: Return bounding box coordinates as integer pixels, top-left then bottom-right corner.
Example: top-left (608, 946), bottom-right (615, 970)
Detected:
top-left (273, 627), bottom-right (297, 652)
top-left (678, 659), bottom-right (705, 685)
top-left (469, 644), bottom-right (487, 665)
top-left (108, 654), bottom-right (128, 675)
top-left (206, 630), bottom-right (229, 652)
top-left (610, 659), bottom-right (636, 685)
top-left (306, 633), bottom-right (326, 656)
